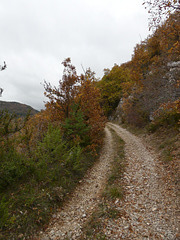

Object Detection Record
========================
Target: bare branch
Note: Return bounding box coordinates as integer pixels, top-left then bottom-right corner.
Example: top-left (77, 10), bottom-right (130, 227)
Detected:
top-left (0, 61), bottom-right (7, 71)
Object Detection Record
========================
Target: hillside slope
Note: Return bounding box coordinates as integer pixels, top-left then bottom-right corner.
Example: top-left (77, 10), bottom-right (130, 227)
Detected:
top-left (97, 11), bottom-right (179, 127)
top-left (0, 100), bottom-right (39, 116)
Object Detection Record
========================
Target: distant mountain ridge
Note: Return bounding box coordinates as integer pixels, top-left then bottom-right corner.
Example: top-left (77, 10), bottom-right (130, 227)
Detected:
top-left (0, 100), bottom-right (39, 117)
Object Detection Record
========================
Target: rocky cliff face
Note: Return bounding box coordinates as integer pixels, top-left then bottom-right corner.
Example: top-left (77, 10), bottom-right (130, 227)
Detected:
top-left (113, 61), bottom-right (180, 124)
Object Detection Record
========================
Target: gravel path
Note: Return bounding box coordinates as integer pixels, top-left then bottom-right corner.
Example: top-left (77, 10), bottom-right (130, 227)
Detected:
top-left (39, 127), bottom-right (114, 240)
top-left (106, 122), bottom-right (179, 239)
top-left (39, 123), bottom-right (179, 240)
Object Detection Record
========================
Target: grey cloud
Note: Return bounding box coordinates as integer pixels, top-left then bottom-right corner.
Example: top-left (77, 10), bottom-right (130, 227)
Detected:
top-left (0, 0), bottom-right (150, 110)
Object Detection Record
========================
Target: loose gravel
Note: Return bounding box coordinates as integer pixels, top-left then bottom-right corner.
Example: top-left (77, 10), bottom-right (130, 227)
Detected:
top-left (106, 122), bottom-right (179, 239)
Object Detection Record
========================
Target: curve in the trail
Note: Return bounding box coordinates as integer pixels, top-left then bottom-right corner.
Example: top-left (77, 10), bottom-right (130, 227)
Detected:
top-left (39, 127), bottom-right (114, 240)
top-left (107, 122), bottom-right (178, 239)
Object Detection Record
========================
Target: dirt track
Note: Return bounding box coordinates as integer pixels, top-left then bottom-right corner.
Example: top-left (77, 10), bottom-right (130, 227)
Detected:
top-left (39, 123), bottom-right (179, 240)
top-left (106, 122), bottom-right (179, 239)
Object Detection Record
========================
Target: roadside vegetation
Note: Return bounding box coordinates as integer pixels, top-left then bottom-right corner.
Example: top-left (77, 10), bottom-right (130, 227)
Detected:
top-left (0, 59), bottom-right (106, 240)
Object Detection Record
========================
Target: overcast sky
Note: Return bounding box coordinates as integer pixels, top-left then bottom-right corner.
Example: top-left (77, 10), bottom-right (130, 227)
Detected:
top-left (0, 0), bottom-right (151, 110)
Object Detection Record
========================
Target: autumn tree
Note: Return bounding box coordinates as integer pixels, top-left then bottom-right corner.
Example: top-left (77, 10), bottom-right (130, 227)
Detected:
top-left (44, 59), bottom-right (106, 152)
top-left (143, 0), bottom-right (180, 29)
top-left (99, 8), bottom-right (179, 127)
top-left (97, 65), bottom-right (131, 116)
top-left (77, 72), bottom-right (106, 151)
top-left (44, 58), bottom-right (80, 121)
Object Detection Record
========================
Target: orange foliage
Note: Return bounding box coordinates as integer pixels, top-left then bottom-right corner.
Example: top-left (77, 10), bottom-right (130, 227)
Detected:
top-left (44, 58), bottom-right (80, 121)
top-left (43, 59), bottom-right (106, 153)
top-left (21, 110), bottom-right (51, 152)
top-left (143, 0), bottom-right (180, 30)
top-left (76, 78), bottom-right (106, 152)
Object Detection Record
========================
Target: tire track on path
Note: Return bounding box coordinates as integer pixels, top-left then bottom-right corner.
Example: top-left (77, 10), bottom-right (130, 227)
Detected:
top-left (37, 123), bottom-right (179, 240)
top-left (107, 122), bottom-right (179, 239)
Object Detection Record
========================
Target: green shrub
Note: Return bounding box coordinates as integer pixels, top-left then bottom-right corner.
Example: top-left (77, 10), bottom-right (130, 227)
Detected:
top-left (62, 103), bottom-right (90, 147)
top-left (0, 141), bottom-right (33, 191)
top-left (0, 196), bottom-right (9, 229)
top-left (148, 111), bottom-right (180, 132)
top-left (0, 118), bottom-right (98, 239)
top-left (35, 124), bottom-right (65, 163)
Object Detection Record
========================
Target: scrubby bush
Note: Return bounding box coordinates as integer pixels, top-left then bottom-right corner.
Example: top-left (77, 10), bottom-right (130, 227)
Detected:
top-left (62, 103), bottom-right (90, 147)
top-left (0, 142), bottom-right (32, 191)
top-left (147, 100), bottom-right (180, 132)
top-left (0, 112), bottom-right (99, 239)
top-left (0, 59), bottom-right (106, 239)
